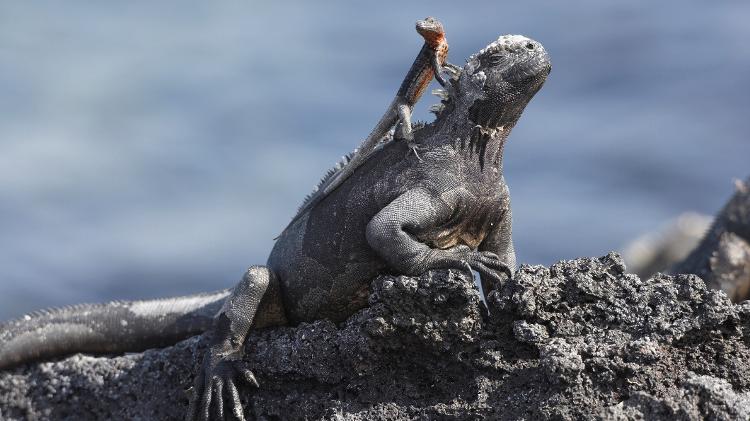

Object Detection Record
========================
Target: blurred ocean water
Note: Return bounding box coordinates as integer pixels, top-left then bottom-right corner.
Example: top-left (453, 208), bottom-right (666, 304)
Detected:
top-left (0, 1), bottom-right (748, 318)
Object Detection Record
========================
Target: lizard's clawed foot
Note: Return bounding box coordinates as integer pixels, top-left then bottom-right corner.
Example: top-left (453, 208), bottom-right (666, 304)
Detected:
top-left (396, 124), bottom-right (423, 161)
top-left (442, 62), bottom-right (462, 79)
top-left (187, 354), bottom-right (258, 421)
top-left (407, 142), bottom-right (423, 161)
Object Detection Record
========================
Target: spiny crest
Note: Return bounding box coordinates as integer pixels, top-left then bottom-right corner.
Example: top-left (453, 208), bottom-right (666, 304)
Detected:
top-left (429, 86), bottom-right (454, 119)
top-left (429, 66), bottom-right (461, 119)
top-left (295, 151), bottom-right (356, 214)
top-left (13, 300), bottom-right (128, 322)
top-left (7, 291), bottom-right (230, 325)
top-left (473, 34), bottom-right (530, 60)
top-left (412, 120), bottom-right (427, 131)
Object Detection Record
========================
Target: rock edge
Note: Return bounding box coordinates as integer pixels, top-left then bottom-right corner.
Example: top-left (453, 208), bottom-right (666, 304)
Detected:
top-left (2, 253), bottom-right (750, 420)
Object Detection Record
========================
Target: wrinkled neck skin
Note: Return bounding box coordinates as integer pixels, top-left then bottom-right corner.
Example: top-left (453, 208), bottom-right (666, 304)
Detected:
top-left (423, 60), bottom-right (520, 177)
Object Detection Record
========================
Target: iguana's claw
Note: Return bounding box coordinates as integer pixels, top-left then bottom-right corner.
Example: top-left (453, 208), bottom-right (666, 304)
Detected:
top-left (187, 355), bottom-right (258, 421)
top-left (469, 251), bottom-right (513, 283)
top-left (446, 246), bottom-right (513, 289)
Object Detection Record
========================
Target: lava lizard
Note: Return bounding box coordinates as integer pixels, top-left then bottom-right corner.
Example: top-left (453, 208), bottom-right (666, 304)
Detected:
top-left (285, 17), bottom-right (453, 234)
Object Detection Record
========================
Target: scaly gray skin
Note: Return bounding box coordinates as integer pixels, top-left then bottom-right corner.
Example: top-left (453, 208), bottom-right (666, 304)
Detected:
top-left (672, 177), bottom-right (750, 301)
top-left (0, 34), bottom-right (551, 421)
top-left (0, 290), bottom-right (231, 367)
top-left (284, 17), bottom-right (452, 234)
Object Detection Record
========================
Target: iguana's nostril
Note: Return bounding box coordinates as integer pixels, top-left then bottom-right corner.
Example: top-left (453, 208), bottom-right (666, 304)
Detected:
top-left (525, 43), bottom-right (535, 50)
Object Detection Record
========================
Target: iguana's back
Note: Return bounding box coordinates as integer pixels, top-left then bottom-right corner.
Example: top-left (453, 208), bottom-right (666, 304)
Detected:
top-left (269, 137), bottom-right (423, 323)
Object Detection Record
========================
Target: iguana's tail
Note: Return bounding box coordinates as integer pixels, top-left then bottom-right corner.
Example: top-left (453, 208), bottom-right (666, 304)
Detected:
top-left (0, 289), bottom-right (231, 370)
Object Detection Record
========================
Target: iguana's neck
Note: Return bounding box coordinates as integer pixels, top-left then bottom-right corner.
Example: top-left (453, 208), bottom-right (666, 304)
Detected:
top-left (465, 122), bottom-right (515, 173)
top-left (422, 63), bottom-right (523, 175)
top-left (428, 110), bottom-right (517, 176)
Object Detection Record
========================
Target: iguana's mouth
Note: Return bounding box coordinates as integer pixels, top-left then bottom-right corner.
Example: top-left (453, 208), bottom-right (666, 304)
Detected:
top-left (504, 43), bottom-right (551, 83)
top-left (510, 55), bottom-right (551, 81)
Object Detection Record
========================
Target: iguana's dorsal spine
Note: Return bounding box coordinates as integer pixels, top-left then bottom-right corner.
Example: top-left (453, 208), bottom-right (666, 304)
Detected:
top-left (294, 151), bottom-right (355, 216)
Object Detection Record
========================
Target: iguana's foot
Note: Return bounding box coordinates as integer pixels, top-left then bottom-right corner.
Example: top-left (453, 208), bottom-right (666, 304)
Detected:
top-left (446, 245), bottom-right (513, 288)
top-left (464, 251), bottom-right (513, 288)
top-left (187, 351), bottom-right (258, 421)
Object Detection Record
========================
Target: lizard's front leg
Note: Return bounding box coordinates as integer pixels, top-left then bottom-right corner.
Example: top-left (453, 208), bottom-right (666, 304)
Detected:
top-left (431, 54), bottom-right (450, 87)
top-left (187, 266), bottom-right (283, 421)
top-left (366, 188), bottom-right (512, 285)
top-left (441, 62), bottom-right (462, 81)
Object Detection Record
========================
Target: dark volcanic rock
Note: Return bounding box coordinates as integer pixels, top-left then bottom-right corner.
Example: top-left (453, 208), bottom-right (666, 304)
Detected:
top-left (2, 253), bottom-right (750, 420)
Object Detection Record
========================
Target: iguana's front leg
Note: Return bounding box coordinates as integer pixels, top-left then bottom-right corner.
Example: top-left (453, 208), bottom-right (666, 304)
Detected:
top-left (366, 188), bottom-right (512, 285)
top-left (187, 266), bottom-right (283, 421)
top-left (478, 203), bottom-right (517, 295)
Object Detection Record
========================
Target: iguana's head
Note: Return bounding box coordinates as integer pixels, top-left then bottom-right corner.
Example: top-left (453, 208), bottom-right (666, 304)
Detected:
top-left (466, 35), bottom-right (551, 128)
top-left (415, 17), bottom-right (445, 47)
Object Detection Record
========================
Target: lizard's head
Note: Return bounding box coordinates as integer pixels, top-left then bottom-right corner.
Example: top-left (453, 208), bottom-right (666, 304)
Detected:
top-left (416, 17), bottom-right (445, 46)
top-left (465, 35), bottom-right (551, 128)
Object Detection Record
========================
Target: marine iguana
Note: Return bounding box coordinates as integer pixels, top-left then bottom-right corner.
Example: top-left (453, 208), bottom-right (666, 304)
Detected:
top-left (0, 34), bottom-right (551, 421)
top-left (286, 17), bottom-right (452, 233)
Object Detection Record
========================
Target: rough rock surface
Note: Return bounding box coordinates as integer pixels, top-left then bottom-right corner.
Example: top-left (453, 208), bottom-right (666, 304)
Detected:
top-left (2, 253), bottom-right (750, 420)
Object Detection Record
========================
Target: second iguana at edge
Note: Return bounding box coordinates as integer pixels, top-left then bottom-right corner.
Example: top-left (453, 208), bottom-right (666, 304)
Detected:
top-left (0, 34), bottom-right (551, 421)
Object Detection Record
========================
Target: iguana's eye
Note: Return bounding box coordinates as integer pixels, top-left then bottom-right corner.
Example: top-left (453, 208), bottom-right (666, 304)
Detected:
top-left (486, 53), bottom-right (506, 66)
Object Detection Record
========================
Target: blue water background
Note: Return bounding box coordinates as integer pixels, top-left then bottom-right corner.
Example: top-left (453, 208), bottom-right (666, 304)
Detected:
top-left (1, 1), bottom-right (748, 318)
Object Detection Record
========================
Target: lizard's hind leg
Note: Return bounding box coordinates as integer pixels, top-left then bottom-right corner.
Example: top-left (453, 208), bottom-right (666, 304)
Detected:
top-left (396, 103), bottom-right (424, 161)
top-left (188, 265), bottom-right (286, 421)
